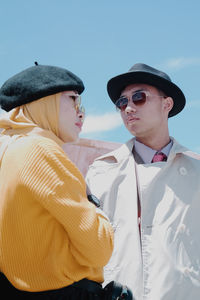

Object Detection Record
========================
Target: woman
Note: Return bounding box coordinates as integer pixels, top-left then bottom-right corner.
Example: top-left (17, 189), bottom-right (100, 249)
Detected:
top-left (0, 63), bottom-right (114, 299)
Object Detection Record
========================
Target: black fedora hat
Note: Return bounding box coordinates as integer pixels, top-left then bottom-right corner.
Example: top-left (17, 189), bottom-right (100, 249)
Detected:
top-left (107, 63), bottom-right (186, 117)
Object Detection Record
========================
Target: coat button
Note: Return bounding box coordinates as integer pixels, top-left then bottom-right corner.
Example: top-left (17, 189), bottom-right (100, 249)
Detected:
top-left (179, 167), bottom-right (187, 175)
top-left (178, 223), bottom-right (186, 233)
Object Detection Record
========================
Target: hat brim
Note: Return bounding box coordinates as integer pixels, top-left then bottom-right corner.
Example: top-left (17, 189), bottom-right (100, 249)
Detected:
top-left (107, 71), bottom-right (186, 117)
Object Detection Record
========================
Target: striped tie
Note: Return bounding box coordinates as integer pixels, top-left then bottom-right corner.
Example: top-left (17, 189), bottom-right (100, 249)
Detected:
top-left (151, 152), bottom-right (167, 163)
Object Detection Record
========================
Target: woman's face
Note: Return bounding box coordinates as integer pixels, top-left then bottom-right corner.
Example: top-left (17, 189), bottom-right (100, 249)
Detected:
top-left (58, 91), bottom-right (84, 143)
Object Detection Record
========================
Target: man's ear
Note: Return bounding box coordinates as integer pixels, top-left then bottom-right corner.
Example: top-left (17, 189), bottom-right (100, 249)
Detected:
top-left (163, 97), bottom-right (174, 113)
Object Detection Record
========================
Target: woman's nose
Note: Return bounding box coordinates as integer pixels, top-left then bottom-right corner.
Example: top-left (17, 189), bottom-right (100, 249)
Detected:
top-left (78, 109), bottom-right (85, 121)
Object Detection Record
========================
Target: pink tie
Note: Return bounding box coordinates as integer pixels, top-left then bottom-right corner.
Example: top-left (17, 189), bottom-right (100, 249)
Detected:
top-left (151, 152), bottom-right (167, 163)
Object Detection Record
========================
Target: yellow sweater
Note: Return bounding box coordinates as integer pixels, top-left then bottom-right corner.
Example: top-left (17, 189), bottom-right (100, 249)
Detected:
top-left (0, 135), bottom-right (113, 291)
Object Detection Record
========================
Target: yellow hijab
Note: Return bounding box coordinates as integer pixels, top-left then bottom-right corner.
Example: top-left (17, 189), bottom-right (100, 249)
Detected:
top-left (0, 93), bottom-right (64, 162)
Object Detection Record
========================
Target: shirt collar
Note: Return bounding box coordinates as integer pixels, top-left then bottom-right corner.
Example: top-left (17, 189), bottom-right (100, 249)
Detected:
top-left (134, 139), bottom-right (173, 164)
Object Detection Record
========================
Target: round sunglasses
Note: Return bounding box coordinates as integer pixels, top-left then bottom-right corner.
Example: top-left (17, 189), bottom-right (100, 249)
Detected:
top-left (68, 94), bottom-right (85, 115)
top-left (115, 91), bottom-right (165, 111)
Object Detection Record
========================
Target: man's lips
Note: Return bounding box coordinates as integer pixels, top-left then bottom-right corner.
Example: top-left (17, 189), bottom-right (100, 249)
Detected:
top-left (126, 116), bottom-right (140, 123)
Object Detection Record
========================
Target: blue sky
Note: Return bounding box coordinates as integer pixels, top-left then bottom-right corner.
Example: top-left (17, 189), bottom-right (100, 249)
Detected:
top-left (0, 0), bottom-right (199, 153)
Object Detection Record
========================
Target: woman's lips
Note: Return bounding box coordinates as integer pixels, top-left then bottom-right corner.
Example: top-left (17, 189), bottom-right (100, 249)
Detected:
top-left (75, 122), bottom-right (83, 130)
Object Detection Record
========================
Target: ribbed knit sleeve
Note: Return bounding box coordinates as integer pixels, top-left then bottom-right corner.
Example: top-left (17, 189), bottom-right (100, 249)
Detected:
top-left (21, 138), bottom-right (114, 265)
top-left (0, 136), bottom-right (113, 291)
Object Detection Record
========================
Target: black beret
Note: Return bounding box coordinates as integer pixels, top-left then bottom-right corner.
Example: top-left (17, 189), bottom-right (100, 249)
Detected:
top-left (0, 63), bottom-right (85, 111)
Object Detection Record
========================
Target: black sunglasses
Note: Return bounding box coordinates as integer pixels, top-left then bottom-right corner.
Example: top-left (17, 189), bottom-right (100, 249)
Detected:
top-left (115, 91), bottom-right (164, 111)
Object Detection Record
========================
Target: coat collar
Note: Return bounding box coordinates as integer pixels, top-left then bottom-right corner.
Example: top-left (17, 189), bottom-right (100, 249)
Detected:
top-left (94, 138), bottom-right (134, 164)
top-left (95, 137), bottom-right (199, 164)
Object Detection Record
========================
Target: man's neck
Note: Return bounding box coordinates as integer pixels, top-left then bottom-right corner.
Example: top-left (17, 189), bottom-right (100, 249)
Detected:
top-left (136, 133), bottom-right (171, 151)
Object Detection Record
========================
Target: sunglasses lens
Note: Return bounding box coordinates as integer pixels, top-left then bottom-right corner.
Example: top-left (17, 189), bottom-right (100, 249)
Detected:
top-left (75, 96), bottom-right (83, 112)
top-left (116, 92), bottom-right (147, 111)
top-left (115, 97), bottom-right (128, 111)
top-left (132, 92), bottom-right (146, 105)
top-left (75, 95), bottom-right (81, 106)
top-left (79, 105), bottom-right (85, 114)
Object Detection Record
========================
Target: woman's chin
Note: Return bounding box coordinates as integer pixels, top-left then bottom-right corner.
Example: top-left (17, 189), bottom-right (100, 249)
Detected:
top-left (64, 135), bottom-right (79, 144)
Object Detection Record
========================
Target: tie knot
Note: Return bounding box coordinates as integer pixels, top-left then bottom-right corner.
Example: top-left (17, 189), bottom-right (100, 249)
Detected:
top-left (152, 152), bottom-right (167, 163)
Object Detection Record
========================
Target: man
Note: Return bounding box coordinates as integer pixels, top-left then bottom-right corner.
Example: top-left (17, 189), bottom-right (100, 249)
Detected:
top-left (86, 63), bottom-right (200, 300)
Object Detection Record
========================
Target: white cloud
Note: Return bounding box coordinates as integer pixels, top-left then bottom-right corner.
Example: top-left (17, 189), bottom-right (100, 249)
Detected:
top-left (82, 112), bottom-right (122, 133)
top-left (160, 57), bottom-right (200, 71)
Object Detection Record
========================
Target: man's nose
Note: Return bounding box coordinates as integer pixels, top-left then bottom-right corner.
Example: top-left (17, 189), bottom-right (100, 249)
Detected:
top-left (124, 101), bottom-right (137, 113)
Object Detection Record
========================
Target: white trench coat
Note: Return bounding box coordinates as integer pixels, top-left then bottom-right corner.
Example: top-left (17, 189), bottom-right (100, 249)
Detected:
top-left (86, 137), bottom-right (200, 300)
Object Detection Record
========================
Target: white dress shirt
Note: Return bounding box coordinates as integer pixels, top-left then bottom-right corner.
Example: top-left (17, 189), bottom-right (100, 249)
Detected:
top-left (134, 139), bottom-right (173, 164)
